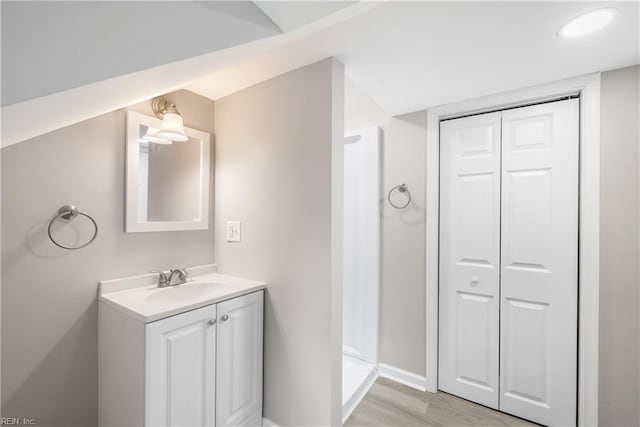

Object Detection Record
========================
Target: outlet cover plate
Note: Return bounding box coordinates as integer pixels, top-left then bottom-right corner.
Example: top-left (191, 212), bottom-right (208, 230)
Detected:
top-left (226, 221), bottom-right (241, 242)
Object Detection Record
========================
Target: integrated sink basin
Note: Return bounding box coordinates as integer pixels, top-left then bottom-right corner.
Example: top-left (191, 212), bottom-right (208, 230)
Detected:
top-left (146, 281), bottom-right (222, 303)
top-left (99, 267), bottom-right (266, 323)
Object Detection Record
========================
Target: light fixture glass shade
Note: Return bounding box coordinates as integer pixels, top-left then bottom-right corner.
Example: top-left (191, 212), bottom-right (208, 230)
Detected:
top-left (157, 112), bottom-right (188, 141)
top-left (559, 7), bottom-right (617, 38)
top-left (141, 126), bottom-right (173, 144)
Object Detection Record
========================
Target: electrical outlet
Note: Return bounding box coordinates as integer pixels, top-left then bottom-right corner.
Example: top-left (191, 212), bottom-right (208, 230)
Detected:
top-left (226, 221), bottom-right (241, 242)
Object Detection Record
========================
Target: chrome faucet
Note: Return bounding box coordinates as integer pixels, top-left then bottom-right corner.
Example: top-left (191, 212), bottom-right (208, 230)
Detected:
top-left (150, 267), bottom-right (189, 288)
top-left (167, 268), bottom-right (189, 286)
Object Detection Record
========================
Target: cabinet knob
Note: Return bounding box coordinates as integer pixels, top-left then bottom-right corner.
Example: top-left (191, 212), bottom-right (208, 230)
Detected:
top-left (220, 314), bottom-right (229, 322)
top-left (208, 319), bottom-right (216, 326)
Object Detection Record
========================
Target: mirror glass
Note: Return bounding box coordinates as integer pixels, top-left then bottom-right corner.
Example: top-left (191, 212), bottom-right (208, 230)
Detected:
top-left (126, 111), bottom-right (210, 232)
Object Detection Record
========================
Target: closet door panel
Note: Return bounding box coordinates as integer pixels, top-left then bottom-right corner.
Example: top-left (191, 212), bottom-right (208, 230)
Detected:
top-left (500, 99), bottom-right (578, 426)
top-left (439, 112), bottom-right (501, 409)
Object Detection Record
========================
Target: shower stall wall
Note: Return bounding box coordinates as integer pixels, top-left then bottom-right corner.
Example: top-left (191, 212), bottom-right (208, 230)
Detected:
top-left (342, 127), bottom-right (381, 423)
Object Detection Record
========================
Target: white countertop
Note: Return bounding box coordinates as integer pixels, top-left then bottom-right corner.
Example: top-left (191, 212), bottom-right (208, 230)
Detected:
top-left (99, 266), bottom-right (266, 323)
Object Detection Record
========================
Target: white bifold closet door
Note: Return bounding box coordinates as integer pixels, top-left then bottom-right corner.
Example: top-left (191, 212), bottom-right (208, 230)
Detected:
top-left (439, 99), bottom-right (579, 426)
top-left (439, 111), bottom-right (502, 409)
top-left (499, 99), bottom-right (578, 425)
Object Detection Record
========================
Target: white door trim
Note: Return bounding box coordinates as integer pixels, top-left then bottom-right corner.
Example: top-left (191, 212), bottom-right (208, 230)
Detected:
top-left (424, 73), bottom-right (600, 427)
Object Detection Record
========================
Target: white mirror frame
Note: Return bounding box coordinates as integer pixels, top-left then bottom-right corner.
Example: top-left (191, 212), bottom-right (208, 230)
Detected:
top-left (125, 110), bottom-right (210, 232)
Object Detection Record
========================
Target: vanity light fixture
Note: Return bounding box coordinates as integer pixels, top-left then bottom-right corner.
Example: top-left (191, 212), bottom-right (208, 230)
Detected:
top-left (151, 97), bottom-right (189, 142)
top-left (141, 126), bottom-right (173, 144)
top-left (559, 7), bottom-right (617, 38)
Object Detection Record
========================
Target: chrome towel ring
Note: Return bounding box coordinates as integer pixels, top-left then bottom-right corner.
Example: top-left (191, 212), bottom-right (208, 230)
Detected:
top-left (48, 205), bottom-right (98, 250)
top-left (388, 183), bottom-right (411, 209)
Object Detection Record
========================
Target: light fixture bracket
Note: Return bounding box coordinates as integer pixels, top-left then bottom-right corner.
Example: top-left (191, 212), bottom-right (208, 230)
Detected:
top-left (151, 97), bottom-right (180, 119)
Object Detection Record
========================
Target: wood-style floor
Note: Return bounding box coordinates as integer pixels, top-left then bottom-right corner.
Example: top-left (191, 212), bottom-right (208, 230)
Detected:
top-left (345, 378), bottom-right (538, 427)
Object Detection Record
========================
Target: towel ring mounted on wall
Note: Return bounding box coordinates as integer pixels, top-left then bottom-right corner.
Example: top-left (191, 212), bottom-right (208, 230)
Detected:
top-left (47, 205), bottom-right (98, 250)
top-left (387, 183), bottom-right (412, 209)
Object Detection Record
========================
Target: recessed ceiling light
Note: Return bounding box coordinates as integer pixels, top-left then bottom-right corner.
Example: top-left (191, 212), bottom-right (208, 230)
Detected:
top-left (559, 7), bottom-right (618, 38)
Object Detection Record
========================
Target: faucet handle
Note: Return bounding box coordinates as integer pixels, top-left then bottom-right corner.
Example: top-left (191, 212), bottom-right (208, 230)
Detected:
top-left (149, 270), bottom-right (169, 285)
top-left (178, 265), bottom-right (194, 276)
top-left (177, 267), bottom-right (190, 279)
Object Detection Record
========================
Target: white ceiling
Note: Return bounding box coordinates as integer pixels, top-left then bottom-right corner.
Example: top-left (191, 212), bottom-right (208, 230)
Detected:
top-left (3, 1), bottom-right (638, 147)
top-left (188, 1), bottom-right (640, 115)
top-left (254, 1), bottom-right (357, 31)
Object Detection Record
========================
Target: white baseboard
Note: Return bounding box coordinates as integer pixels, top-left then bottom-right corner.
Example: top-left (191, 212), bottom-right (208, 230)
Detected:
top-left (262, 417), bottom-right (279, 427)
top-left (378, 363), bottom-right (428, 392)
top-left (342, 365), bottom-right (378, 423)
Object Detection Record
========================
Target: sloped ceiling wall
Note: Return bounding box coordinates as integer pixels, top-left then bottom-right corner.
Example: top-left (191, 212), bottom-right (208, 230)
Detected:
top-left (0, 1), bottom-right (371, 147)
top-left (1, 1), bottom-right (281, 106)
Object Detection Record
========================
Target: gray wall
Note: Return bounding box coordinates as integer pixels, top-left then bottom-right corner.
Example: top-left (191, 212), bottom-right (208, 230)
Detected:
top-left (1, 90), bottom-right (215, 426)
top-left (378, 112), bottom-right (427, 374)
top-left (345, 80), bottom-right (427, 375)
top-left (599, 64), bottom-right (640, 427)
top-left (214, 58), bottom-right (344, 426)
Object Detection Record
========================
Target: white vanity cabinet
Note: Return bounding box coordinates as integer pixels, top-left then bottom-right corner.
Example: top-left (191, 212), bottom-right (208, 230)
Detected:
top-left (99, 286), bottom-right (264, 427)
top-left (146, 304), bottom-right (218, 427)
top-left (216, 292), bottom-right (264, 426)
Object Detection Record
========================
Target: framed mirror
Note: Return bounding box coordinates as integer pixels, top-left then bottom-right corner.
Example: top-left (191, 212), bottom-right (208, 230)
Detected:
top-left (125, 111), bottom-right (210, 232)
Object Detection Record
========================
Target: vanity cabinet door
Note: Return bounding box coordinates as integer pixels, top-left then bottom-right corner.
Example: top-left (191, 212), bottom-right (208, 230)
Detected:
top-left (216, 291), bottom-right (264, 427)
top-left (146, 304), bottom-right (217, 427)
